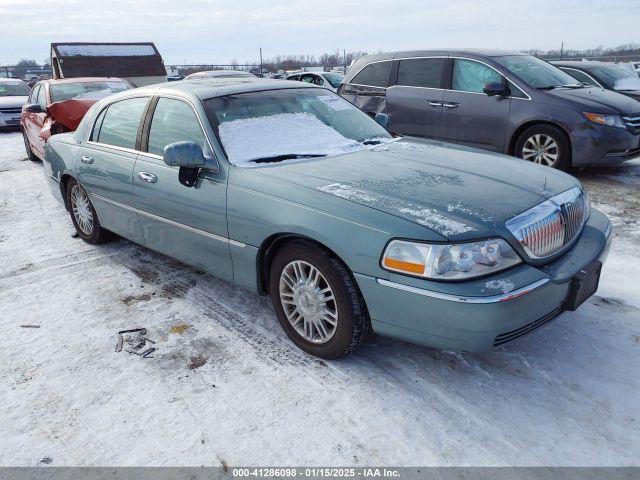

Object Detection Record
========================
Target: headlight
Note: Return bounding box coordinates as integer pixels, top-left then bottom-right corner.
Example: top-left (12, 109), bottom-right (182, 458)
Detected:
top-left (381, 238), bottom-right (522, 281)
top-left (583, 112), bottom-right (626, 129)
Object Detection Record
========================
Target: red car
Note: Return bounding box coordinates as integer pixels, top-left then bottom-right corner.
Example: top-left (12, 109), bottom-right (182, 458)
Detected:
top-left (21, 77), bottom-right (132, 161)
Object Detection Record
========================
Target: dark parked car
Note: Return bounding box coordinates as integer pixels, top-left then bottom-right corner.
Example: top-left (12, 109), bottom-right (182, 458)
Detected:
top-left (339, 49), bottom-right (640, 169)
top-left (552, 60), bottom-right (640, 102)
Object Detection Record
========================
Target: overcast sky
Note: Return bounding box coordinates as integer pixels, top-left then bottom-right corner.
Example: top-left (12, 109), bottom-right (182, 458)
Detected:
top-left (1, 0), bottom-right (638, 65)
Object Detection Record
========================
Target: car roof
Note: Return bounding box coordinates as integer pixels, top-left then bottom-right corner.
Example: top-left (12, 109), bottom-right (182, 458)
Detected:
top-left (551, 60), bottom-right (618, 69)
top-left (186, 70), bottom-right (255, 78)
top-left (0, 78), bottom-right (27, 84)
top-left (129, 78), bottom-right (321, 100)
top-left (356, 49), bottom-right (526, 62)
top-left (42, 77), bottom-right (129, 85)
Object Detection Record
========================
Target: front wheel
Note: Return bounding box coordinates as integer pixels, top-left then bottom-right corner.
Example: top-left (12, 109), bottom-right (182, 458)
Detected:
top-left (22, 129), bottom-right (40, 162)
top-left (66, 178), bottom-right (110, 244)
top-left (268, 240), bottom-right (372, 359)
top-left (514, 125), bottom-right (570, 170)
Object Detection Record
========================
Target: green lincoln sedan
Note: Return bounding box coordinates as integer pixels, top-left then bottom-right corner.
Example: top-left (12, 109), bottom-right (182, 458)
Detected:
top-left (42, 79), bottom-right (612, 359)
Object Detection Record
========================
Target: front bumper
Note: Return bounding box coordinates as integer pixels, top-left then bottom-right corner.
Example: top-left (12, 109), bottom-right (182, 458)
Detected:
top-left (572, 123), bottom-right (640, 167)
top-left (0, 111), bottom-right (22, 128)
top-left (355, 209), bottom-right (612, 352)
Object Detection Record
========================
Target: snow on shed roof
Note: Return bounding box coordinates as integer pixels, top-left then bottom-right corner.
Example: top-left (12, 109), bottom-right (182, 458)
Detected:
top-left (52, 43), bottom-right (159, 58)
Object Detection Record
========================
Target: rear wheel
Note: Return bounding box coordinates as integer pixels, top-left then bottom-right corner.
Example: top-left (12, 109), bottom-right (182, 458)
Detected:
top-left (66, 178), bottom-right (110, 244)
top-left (22, 129), bottom-right (40, 162)
top-left (514, 124), bottom-right (570, 170)
top-left (268, 240), bottom-right (372, 359)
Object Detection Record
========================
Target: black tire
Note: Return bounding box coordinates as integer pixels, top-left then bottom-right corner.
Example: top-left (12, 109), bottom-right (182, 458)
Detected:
top-left (65, 178), bottom-right (110, 244)
top-left (268, 239), bottom-right (372, 359)
top-left (22, 129), bottom-right (40, 162)
top-left (514, 124), bottom-right (570, 171)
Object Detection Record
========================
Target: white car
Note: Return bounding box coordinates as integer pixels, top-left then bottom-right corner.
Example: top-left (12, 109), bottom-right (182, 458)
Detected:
top-left (286, 71), bottom-right (345, 92)
top-left (0, 78), bottom-right (30, 130)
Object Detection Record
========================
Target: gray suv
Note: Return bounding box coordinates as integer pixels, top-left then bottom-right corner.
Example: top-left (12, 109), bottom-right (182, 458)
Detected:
top-left (339, 49), bottom-right (640, 169)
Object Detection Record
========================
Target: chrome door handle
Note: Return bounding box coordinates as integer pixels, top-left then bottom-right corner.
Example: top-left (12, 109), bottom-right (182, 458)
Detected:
top-left (442, 102), bottom-right (459, 109)
top-left (138, 172), bottom-right (158, 183)
top-left (428, 101), bottom-right (443, 107)
top-left (80, 155), bottom-right (94, 164)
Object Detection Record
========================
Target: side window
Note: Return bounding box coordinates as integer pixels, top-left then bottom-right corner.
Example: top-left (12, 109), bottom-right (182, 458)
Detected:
top-left (561, 68), bottom-right (598, 86)
top-left (29, 85), bottom-right (40, 103)
top-left (350, 61), bottom-right (392, 88)
top-left (300, 74), bottom-right (315, 84)
top-left (97, 97), bottom-right (149, 149)
top-left (397, 58), bottom-right (444, 88)
top-left (452, 59), bottom-right (503, 93)
top-left (312, 75), bottom-right (324, 86)
top-left (147, 98), bottom-right (206, 156)
top-left (36, 85), bottom-right (47, 108)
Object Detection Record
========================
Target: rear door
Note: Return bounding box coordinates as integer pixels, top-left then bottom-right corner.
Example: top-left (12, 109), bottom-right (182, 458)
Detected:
top-left (132, 96), bottom-right (233, 281)
top-left (77, 96), bottom-right (150, 243)
top-left (441, 58), bottom-right (511, 152)
top-left (386, 57), bottom-right (445, 139)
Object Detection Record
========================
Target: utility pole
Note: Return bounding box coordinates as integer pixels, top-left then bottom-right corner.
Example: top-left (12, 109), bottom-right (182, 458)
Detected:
top-left (343, 49), bottom-right (346, 71)
top-left (560, 42), bottom-right (564, 60)
top-left (259, 48), bottom-right (263, 76)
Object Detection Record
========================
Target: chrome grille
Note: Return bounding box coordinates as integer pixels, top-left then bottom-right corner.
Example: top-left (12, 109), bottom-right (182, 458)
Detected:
top-left (623, 113), bottom-right (640, 134)
top-left (506, 186), bottom-right (589, 260)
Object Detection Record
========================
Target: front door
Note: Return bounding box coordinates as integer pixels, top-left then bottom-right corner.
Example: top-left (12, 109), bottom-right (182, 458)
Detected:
top-left (386, 57), bottom-right (446, 139)
top-left (24, 84), bottom-right (48, 157)
top-left (77, 96), bottom-right (150, 244)
top-left (441, 58), bottom-right (511, 152)
top-left (132, 96), bottom-right (233, 282)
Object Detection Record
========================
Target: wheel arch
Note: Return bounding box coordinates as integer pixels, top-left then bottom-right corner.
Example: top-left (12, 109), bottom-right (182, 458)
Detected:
top-left (256, 233), bottom-right (349, 295)
top-left (59, 174), bottom-right (75, 211)
top-left (508, 120), bottom-right (572, 164)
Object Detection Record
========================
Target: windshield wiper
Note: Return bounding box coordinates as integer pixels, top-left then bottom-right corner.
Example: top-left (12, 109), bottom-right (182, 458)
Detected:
top-left (251, 153), bottom-right (327, 164)
top-left (538, 83), bottom-right (588, 91)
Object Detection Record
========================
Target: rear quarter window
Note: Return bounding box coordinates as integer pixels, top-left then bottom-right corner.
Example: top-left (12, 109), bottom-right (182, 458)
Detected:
top-left (350, 61), bottom-right (392, 88)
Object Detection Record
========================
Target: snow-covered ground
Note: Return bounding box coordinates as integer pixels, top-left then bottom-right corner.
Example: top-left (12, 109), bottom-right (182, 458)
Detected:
top-left (0, 130), bottom-right (639, 467)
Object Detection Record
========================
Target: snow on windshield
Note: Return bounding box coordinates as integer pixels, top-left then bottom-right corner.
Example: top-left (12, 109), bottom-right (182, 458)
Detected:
top-left (614, 76), bottom-right (640, 91)
top-left (218, 112), bottom-right (363, 165)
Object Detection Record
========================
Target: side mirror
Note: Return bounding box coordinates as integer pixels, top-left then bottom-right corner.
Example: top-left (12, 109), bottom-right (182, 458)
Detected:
top-left (25, 103), bottom-right (45, 114)
top-left (163, 141), bottom-right (219, 188)
top-left (374, 112), bottom-right (390, 128)
top-left (483, 82), bottom-right (509, 97)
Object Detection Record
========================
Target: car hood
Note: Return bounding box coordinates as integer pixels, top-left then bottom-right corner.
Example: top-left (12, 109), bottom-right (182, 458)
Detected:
top-left (0, 96), bottom-right (28, 108)
top-left (616, 90), bottom-right (640, 102)
top-left (46, 99), bottom-right (100, 131)
top-left (544, 87), bottom-right (640, 114)
top-left (253, 139), bottom-right (580, 240)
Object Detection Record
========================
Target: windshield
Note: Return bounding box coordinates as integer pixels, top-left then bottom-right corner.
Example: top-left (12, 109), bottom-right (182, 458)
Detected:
top-left (204, 88), bottom-right (392, 165)
top-left (588, 65), bottom-right (640, 91)
top-left (0, 82), bottom-right (30, 97)
top-left (323, 72), bottom-right (345, 88)
top-left (50, 81), bottom-right (131, 103)
top-left (494, 55), bottom-right (580, 88)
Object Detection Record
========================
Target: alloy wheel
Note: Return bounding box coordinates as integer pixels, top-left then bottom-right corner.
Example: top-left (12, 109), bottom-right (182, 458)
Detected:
top-left (521, 134), bottom-right (559, 167)
top-left (279, 260), bottom-right (338, 344)
top-left (70, 185), bottom-right (94, 235)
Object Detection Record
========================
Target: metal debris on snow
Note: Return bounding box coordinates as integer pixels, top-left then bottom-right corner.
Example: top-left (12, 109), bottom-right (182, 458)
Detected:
top-left (115, 328), bottom-right (156, 358)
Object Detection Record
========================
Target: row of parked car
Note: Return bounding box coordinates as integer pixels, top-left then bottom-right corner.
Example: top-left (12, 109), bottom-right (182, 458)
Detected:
top-left (28, 49), bottom-right (617, 359)
top-left (6, 49), bottom-right (639, 172)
